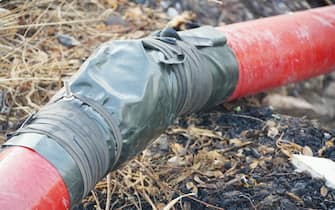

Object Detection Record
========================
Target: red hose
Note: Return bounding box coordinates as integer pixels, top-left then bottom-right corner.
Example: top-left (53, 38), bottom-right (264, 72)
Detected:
top-left (219, 6), bottom-right (335, 100)
top-left (0, 6), bottom-right (335, 210)
top-left (0, 147), bottom-right (70, 210)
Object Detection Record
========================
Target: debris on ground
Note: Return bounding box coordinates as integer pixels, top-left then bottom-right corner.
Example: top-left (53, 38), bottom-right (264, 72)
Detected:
top-left (291, 155), bottom-right (335, 189)
top-left (1, 0), bottom-right (335, 209)
top-left (56, 33), bottom-right (81, 48)
top-left (74, 105), bottom-right (335, 209)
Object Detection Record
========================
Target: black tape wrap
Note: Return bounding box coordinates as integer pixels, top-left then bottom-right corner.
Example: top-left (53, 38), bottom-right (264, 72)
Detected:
top-left (143, 29), bottom-right (214, 115)
top-left (3, 26), bottom-right (239, 208)
top-left (4, 95), bottom-right (122, 203)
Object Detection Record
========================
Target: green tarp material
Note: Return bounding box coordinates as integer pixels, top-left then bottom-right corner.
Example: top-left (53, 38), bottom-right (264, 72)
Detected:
top-left (4, 26), bottom-right (239, 205)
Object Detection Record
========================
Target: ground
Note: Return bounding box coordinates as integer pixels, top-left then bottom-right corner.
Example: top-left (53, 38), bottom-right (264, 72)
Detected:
top-left (0, 1), bottom-right (335, 210)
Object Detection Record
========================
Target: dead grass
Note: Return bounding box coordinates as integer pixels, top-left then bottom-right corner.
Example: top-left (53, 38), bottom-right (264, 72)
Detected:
top-left (1, 1), bottom-right (335, 210)
top-left (0, 0), bottom-right (167, 129)
top-left (0, 1), bottom-right (212, 209)
top-left (0, 1), bottom-right (176, 208)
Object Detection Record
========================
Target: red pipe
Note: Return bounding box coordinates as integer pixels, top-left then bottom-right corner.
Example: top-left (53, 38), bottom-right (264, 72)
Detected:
top-left (219, 6), bottom-right (335, 100)
top-left (1, 6), bottom-right (335, 210)
top-left (0, 147), bottom-right (70, 210)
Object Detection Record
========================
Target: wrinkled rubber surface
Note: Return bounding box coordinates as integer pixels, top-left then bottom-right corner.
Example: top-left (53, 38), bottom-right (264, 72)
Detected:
top-left (2, 6), bottom-right (335, 208)
top-left (3, 26), bottom-right (239, 206)
top-left (54, 26), bottom-right (238, 167)
top-left (5, 99), bottom-right (116, 203)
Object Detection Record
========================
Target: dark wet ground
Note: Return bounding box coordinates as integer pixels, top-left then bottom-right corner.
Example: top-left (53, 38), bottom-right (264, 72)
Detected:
top-left (48, 1), bottom-right (335, 209)
top-left (74, 101), bottom-right (335, 210)
top-left (178, 106), bottom-right (335, 210)
top-left (1, 0), bottom-right (335, 209)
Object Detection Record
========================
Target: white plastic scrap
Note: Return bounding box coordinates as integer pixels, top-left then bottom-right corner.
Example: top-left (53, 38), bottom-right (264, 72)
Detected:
top-left (291, 154), bottom-right (335, 189)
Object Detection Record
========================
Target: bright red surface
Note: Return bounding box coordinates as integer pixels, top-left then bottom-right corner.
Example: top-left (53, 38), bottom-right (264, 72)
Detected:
top-left (0, 6), bottom-right (335, 210)
top-left (0, 147), bottom-right (70, 210)
top-left (218, 6), bottom-right (335, 100)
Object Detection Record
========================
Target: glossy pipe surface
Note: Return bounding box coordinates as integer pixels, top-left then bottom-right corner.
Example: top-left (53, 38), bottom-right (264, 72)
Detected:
top-left (1, 6), bottom-right (335, 210)
top-left (219, 6), bottom-right (335, 100)
top-left (0, 147), bottom-right (70, 210)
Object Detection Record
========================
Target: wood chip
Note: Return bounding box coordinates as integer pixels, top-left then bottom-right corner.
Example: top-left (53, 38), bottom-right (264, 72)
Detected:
top-left (302, 146), bottom-right (313, 156)
top-left (320, 186), bottom-right (328, 197)
top-left (163, 193), bottom-right (196, 210)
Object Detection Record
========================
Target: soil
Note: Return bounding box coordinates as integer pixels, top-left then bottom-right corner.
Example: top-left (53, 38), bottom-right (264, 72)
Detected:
top-left (1, 0), bottom-right (335, 210)
top-left (73, 101), bottom-right (335, 210)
